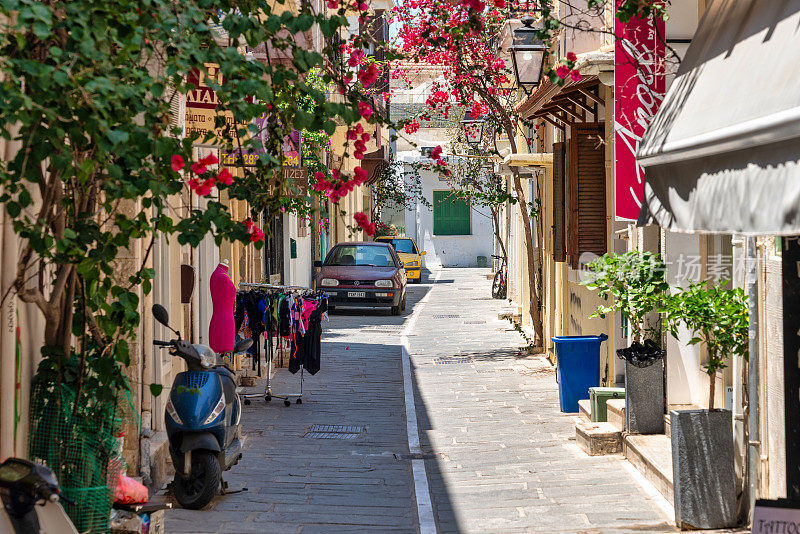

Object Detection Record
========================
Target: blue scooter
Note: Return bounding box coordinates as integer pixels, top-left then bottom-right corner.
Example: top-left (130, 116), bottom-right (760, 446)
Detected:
top-left (152, 304), bottom-right (252, 509)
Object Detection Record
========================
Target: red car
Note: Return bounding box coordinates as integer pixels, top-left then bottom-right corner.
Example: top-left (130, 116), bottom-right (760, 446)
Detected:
top-left (315, 242), bottom-right (407, 315)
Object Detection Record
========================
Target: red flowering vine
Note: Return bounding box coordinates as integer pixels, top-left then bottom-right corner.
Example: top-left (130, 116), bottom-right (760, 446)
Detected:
top-left (353, 211), bottom-right (376, 236)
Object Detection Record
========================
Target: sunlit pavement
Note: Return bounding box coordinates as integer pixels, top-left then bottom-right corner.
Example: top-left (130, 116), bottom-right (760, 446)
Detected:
top-left (164, 268), bottom-right (674, 533)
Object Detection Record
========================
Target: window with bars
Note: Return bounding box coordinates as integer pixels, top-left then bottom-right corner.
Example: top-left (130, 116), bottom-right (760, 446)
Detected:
top-left (433, 190), bottom-right (471, 235)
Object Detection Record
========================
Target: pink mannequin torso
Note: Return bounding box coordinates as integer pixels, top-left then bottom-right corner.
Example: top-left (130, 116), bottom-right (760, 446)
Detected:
top-left (209, 263), bottom-right (236, 353)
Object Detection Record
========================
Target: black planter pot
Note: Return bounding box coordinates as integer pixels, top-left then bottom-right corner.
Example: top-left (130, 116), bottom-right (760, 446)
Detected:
top-left (618, 341), bottom-right (665, 434)
top-left (671, 409), bottom-right (737, 530)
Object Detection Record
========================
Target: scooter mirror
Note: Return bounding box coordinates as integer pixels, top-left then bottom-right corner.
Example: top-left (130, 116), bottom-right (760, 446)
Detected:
top-left (235, 338), bottom-right (253, 353)
top-left (152, 304), bottom-right (170, 327)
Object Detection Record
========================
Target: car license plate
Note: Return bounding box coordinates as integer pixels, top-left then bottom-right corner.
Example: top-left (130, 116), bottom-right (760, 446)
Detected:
top-left (347, 291), bottom-right (366, 298)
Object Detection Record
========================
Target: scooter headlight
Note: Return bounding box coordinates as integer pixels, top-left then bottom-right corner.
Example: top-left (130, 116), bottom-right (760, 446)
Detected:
top-left (203, 395), bottom-right (226, 426)
top-left (165, 397), bottom-right (182, 425)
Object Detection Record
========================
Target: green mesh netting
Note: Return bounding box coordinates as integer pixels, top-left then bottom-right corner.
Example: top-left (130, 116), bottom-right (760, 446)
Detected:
top-left (29, 377), bottom-right (136, 534)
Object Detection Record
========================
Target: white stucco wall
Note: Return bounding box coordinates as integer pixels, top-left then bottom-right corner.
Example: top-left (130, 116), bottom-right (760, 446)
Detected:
top-left (403, 165), bottom-right (493, 268)
top-left (284, 213), bottom-right (313, 288)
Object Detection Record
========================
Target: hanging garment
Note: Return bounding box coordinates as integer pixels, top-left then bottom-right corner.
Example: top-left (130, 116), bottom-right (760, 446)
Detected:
top-left (279, 296), bottom-right (291, 337)
top-left (302, 299), bottom-right (326, 375)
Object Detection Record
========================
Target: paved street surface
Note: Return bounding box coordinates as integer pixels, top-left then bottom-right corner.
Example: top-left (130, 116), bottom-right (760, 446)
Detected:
top-left (165, 268), bottom-right (674, 533)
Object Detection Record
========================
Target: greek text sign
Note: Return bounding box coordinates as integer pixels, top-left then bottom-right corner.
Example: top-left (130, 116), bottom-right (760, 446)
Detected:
top-left (185, 63), bottom-right (249, 144)
top-left (613, 1), bottom-right (664, 221)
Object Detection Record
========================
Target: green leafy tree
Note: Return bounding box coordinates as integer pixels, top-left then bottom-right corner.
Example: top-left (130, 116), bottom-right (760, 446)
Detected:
top-left (0, 2), bottom-right (382, 509)
top-left (582, 251), bottom-right (669, 343)
top-left (662, 281), bottom-right (748, 410)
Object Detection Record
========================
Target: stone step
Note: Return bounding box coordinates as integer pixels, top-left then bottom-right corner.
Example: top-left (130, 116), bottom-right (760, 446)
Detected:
top-left (665, 413), bottom-right (671, 438)
top-left (607, 398), bottom-right (625, 432)
top-left (578, 399), bottom-right (592, 422)
top-left (623, 433), bottom-right (674, 504)
top-left (574, 419), bottom-right (622, 456)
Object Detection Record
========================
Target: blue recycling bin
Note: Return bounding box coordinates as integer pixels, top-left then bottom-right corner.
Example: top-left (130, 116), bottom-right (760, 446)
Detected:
top-left (551, 334), bottom-right (608, 413)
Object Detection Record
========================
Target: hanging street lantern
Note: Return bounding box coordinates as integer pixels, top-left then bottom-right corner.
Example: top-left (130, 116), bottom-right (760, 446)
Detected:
top-left (461, 111), bottom-right (485, 149)
top-left (509, 17), bottom-right (548, 95)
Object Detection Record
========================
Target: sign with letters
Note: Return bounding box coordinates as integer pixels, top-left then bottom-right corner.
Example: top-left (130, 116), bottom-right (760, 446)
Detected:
top-left (752, 499), bottom-right (800, 533)
top-left (613, 1), bottom-right (665, 221)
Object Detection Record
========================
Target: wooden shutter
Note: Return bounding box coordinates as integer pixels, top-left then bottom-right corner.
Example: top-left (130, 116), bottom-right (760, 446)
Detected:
top-left (552, 142), bottom-right (566, 262)
top-left (568, 123), bottom-right (606, 269)
top-left (433, 191), bottom-right (470, 235)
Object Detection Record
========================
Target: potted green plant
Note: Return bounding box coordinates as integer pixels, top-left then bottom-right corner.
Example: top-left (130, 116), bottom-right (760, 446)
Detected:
top-left (583, 251), bottom-right (669, 434)
top-left (662, 280), bottom-right (747, 529)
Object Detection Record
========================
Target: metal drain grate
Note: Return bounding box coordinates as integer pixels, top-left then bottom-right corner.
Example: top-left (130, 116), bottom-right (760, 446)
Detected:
top-left (433, 356), bottom-right (472, 365)
top-left (304, 425), bottom-right (364, 440)
top-left (463, 320), bottom-right (486, 324)
top-left (363, 325), bottom-right (404, 332)
top-left (433, 314), bottom-right (461, 318)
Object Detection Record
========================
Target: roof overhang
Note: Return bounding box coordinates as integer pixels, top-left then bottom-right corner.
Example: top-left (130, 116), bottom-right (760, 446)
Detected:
top-left (503, 152), bottom-right (553, 167)
top-left (637, 0), bottom-right (800, 235)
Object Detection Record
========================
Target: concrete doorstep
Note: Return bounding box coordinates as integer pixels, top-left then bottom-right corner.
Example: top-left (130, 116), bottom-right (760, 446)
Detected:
top-left (573, 395), bottom-right (675, 505)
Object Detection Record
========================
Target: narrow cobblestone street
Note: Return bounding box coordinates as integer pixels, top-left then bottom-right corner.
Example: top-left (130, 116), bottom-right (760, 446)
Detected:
top-left (165, 268), bottom-right (674, 533)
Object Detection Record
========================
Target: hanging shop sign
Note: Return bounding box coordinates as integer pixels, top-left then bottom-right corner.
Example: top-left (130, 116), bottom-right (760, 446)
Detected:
top-left (752, 499), bottom-right (800, 533)
top-left (613, 1), bottom-right (665, 221)
top-left (185, 63), bottom-right (251, 145)
top-left (221, 112), bottom-right (302, 168)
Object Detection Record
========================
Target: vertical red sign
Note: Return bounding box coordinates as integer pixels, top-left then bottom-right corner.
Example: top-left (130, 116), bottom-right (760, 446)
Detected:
top-left (614, 1), bottom-right (665, 221)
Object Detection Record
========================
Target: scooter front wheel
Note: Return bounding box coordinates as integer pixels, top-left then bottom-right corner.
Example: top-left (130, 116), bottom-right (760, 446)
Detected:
top-left (173, 451), bottom-right (220, 510)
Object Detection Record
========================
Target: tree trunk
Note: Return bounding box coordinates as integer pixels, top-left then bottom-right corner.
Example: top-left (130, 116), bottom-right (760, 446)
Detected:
top-left (709, 371), bottom-right (716, 411)
top-left (511, 168), bottom-right (544, 347)
top-left (491, 207), bottom-right (507, 262)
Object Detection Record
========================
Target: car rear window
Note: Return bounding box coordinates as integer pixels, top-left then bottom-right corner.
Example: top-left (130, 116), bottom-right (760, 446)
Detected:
top-left (380, 238), bottom-right (417, 254)
top-left (324, 245), bottom-right (397, 267)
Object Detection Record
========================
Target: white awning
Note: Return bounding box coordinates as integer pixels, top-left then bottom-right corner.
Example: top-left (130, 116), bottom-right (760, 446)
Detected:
top-left (637, 0), bottom-right (800, 235)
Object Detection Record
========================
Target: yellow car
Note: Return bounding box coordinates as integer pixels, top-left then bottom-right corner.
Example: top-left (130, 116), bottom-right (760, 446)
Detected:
top-left (375, 236), bottom-right (426, 283)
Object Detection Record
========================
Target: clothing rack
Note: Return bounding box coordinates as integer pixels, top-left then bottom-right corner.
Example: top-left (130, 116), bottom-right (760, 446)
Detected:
top-left (237, 282), bottom-right (320, 407)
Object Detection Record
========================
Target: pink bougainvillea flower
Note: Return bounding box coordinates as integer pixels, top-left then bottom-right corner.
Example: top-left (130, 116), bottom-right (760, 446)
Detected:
top-left (347, 128), bottom-right (358, 141)
top-left (249, 226), bottom-right (265, 243)
top-left (359, 2), bottom-right (369, 11)
top-left (404, 120), bottom-right (420, 134)
top-left (357, 63), bottom-right (380, 87)
top-left (216, 168), bottom-right (233, 185)
top-left (187, 178), bottom-right (199, 190)
top-left (361, 132), bottom-right (370, 142)
top-left (566, 52), bottom-right (577, 62)
top-left (190, 162), bottom-right (207, 175)
top-left (492, 0), bottom-right (506, 8)
top-left (327, 0), bottom-right (338, 8)
top-left (354, 211), bottom-right (369, 226)
top-left (353, 166), bottom-right (368, 184)
top-left (555, 65), bottom-right (570, 79)
top-left (244, 218), bottom-right (255, 231)
top-left (569, 69), bottom-right (582, 82)
top-left (358, 102), bottom-right (372, 120)
top-left (199, 153), bottom-right (219, 166)
top-left (195, 179), bottom-right (215, 197)
top-left (430, 145), bottom-right (443, 160)
top-left (171, 154), bottom-right (185, 172)
top-left (314, 171), bottom-right (326, 181)
top-left (348, 49), bottom-right (365, 67)
top-left (460, 0), bottom-right (485, 11)
top-left (355, 123), bottom-right (364, 134)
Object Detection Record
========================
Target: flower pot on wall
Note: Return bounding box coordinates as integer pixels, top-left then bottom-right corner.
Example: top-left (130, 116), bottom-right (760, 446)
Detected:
top-left (618, 340), bottom-right (666, 434)
top-left (671, 409), bottom-right (736, 530)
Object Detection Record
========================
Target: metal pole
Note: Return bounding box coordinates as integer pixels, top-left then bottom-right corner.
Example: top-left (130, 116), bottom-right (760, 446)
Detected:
top-left (747, 236), bottom-right (760, 520)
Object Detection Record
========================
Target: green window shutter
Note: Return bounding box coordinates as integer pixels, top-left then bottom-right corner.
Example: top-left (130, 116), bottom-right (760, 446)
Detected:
top-left (433, 191), bottom-right (470, 235)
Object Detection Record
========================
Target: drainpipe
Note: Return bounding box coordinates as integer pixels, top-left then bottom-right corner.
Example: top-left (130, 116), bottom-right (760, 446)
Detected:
top-left (747, 236), bottom-right (759, 520)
